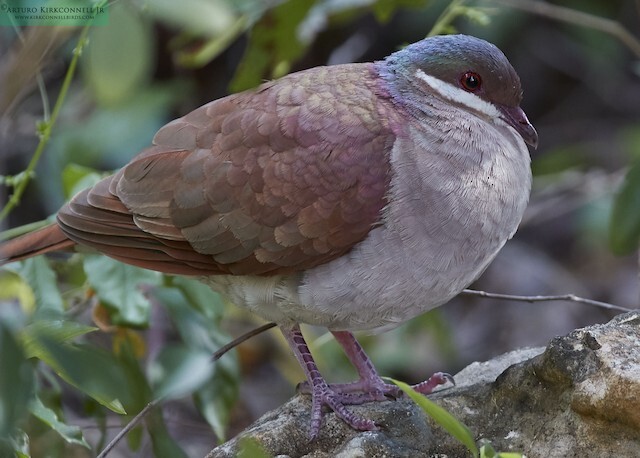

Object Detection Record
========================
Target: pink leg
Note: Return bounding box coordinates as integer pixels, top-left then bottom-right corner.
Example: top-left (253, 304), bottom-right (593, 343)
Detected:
top-left (299, 330), bottom-right (452, 402)
top-left (281, 325), bottom-right (378, 439)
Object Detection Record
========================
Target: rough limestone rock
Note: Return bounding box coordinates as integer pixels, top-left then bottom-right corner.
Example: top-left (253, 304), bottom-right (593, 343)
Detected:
top-left (206, 312), bottom-right (640, 458)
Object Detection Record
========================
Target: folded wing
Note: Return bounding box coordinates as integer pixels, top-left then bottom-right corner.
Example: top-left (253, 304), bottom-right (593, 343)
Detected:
top-left (57, 64), bottom-right (397, 276)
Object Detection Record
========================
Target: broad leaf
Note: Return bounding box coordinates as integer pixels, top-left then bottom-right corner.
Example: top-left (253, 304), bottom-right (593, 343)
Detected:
top-left (21, 320), bottom-right (97, 360)
top-left (61, 163), bottom-right (103, 199)
top-left (149, 346), bottom-right (214, 400)
top-left (29, 396), bottom-right (90, 448)
top-left (32, 335), bottom-right (128, 414)
top-left (82, 2), bottom-right (153, 105)
top-left (0, 271), bottom-right (35, 313)
top-left (372, 0), bottom-right (431, 23)
top-left (147, 410), bottom-right (188, 458)
top-left (145, 0), bottom-right (236, 38)
top-left (151, 283), bottom-right (239, 439)
top-left (194, 365), bottom-right (239, 442)
top-left (11, 258), bottom-right (64, 315)
top-left (0, 323), bottom-right (35, 438)
top-left (152, 284), bottom-right (227, 352)
top-left (83, 254), bottom-right (161, 326)
top-left (229, 0), bottom-right (316, 92)
top-left (14, 431), bottom-right (30, 457)
top-left (169, 276), bottom-right (226, 320)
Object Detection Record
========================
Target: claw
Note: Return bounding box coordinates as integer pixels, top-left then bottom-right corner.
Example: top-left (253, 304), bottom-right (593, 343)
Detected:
top-left (411, 371), bottom-right (454, 394)
top-left (443, 372), bottom-right (456, 386)
top-left (283, 326), bottom-right (381, 438)
top-left (281, 325), bottom-right (451, 438)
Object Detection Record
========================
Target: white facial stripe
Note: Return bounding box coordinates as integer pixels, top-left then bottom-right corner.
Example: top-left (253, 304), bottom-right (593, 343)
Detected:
top-left (415, 69), bottom-right (501, 119)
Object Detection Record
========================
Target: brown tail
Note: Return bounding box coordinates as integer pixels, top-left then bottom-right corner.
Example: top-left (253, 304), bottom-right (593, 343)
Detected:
top-left (0, 224), bottom-right (75, 265)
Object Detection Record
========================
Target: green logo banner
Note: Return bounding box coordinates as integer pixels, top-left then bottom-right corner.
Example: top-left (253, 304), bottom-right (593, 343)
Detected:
top-left (0, 0), bottom-right (108, 26)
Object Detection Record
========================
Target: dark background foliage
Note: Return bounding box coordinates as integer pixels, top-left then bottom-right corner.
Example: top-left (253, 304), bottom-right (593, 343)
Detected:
top-left (1, 0), bottom-right (639, 456)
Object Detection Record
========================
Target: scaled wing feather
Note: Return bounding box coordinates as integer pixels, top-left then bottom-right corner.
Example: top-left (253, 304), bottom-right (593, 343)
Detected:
top-left (56, 64), bottom-right (397, 276)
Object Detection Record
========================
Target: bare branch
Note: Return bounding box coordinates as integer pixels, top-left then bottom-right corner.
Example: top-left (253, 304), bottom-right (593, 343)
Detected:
top-left (212, 322), bottom-right (277, 362)
top-left (488, 0), bottom-right (640, 58)
top-left (97, 399), bottom-right (159, 458)
top-left (97, 322), bottom-right (276, 457)
top-left (462, 289), bottom-right (633, 313)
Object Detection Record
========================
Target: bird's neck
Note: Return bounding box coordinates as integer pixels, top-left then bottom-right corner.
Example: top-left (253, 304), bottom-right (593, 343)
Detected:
top-left (374, 59), bottom-right (441, 121)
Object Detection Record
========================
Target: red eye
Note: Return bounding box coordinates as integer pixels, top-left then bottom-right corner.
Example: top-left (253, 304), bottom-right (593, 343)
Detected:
top-left (460, 71), bottom-right (481, 92)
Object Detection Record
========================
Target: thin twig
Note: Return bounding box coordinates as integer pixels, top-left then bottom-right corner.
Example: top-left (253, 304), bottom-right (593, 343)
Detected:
top-left (0, 0), bottom-right (113, 222)
top-left (7, 15), bottom-right (51, 121)
top-left (488, 0), bottom-right (640, 58)
top-left (0, 26), bottom-right (90, 222)
top-left (462, 289), bottom-right (633, 313)
top-left (428, 0), bottom-right (468, 37)
top-left (96, 399), bottom-right (159, 458)
top-left (212, 322), bottom-right (277, 362)
top-left (97, 323), bottom-right (276, 457)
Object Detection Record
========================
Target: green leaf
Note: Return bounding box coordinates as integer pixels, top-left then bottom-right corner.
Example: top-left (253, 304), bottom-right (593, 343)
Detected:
top-left (479, 442), bottom-right (524, 458)
top-left (372, 0), bottom-right (431, 23)
top-left (387, 378), bottom-right (479, 457)
top-left (82, 2), bottom-right (154, 105)
top-left (0, 271), bottom-right (35, 313)
top-left (153, 282), bottom-right (227, 351)
top-left (169, 276), bottom-right (226, 320)
top-left (11, 257), bottom-right (64, 315)
top-left (150, 346), bottom-right (214, 399)
top-left (31, 335), bottom-right (128, 414)
top-left (237, 437), bottom-right (271, 458)
top-left (150, 283), bottom-right (239, 440)
top-left (29, 396), bottom-right (90, 448)
top-left (479, 441), bottom-right (497, 458)
top-left (194, 366), bottom-right (238, 442)
top-left (126, 424), bottom-right (144, 452)
top-left (229, 0), bottom-right (316, 92)
top-left (459, 6), bottom-right (491, 26)
top-left (175, 15), bottom-right (249, 68)
top-left (530, 146), bottom-right (586, 176)
top-left (147, 410), bottom-right (188, 458)
top-left (610, 161), bottom-right (640, 254)
top-left (113, 335), bottom-right (153, 413)
top-left (620, 124), bottom-right (640, 161)
top-left (0, 323), bottom-right (35, 438)
top-left (44, 82), bottom-right (186, 208)
top-left (83, 254), bottom-right (161, 326)
top-left (10, 430), bottom-right (30, 457)
top-left (61, 163), bottom-right (103, 199)
top-left (145, 0), bottom-right (236, 38)
top-left (21, 320), bottom-right (97, 360)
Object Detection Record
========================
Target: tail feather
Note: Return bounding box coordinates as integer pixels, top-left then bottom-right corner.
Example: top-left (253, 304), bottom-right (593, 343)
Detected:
top-left (0, 224), bottom-right (75, 264)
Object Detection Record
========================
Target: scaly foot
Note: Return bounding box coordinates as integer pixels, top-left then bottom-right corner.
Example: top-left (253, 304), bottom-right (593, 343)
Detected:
top-left (280, 326), bottom-right (454, 438)
top-left (298, 371), bottom-right (454, 405)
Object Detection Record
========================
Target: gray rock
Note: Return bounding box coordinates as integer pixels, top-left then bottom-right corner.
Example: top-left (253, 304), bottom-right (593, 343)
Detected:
top-left (207, 312), bottom-right (640, 458)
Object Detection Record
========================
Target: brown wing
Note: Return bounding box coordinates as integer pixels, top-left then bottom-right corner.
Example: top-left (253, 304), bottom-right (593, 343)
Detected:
top-left (57, 63), bottom-right (398, 276)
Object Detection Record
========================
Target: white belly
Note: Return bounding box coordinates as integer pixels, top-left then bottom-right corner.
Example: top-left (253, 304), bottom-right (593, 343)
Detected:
top-left (204, 119), bottom-right (531, 331)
